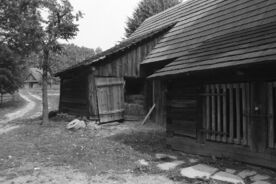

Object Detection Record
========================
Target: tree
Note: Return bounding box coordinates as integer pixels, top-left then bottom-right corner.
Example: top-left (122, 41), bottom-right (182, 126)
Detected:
top-left (95, 47), bottom-right (103, 54)
top-left (125, 0), bottom-right (181, 37)
top-left (26, 44), bottom-right (95, 74)
top-left (0, 45), bottom-right (23, 104)
top-left (0, 0), bottom-right (42, 102)
top-left (37, 0), bottom-right (82, 124)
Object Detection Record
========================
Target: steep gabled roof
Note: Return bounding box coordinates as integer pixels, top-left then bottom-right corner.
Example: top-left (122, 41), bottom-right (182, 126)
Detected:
top-left (25, 68), bottom-right (42, 82)
top-left (132, 0), bottom-right (276, 77)
top-left (55, 22), bottom-right (176, 77)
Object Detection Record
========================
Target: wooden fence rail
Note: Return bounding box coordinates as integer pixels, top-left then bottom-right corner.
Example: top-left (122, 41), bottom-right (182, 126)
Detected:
top-left (205, 83), bottom-right (249, 145)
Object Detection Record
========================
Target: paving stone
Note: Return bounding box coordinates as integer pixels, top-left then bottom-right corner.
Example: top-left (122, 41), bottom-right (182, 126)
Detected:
top-left (155, 153), bottom-right (177, 160)
top-left (226, 169), bottom-right (236, 174)
top-left (157, 161), bottom-right (185, 171)
top-left (250, 174), bottom-right (270, 181)
top-left (137, 159), bottom-right (149, 166)
top-left (188, 158), bottom-right (199, 163)
top-left (251, 181), bottom-right (271, 184)
top-left (211, 171), bottom-right (244, 184)
top-left (180, 164), bottom-right (219, 179)
top-left (238, 170), bottom-right (257, 179)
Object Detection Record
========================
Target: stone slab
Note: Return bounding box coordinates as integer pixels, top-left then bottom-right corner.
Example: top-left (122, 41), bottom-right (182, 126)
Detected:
top-left (157, 161), bottom-right (185, 171)
top-left (238, 170), bottom-right (257, 179)
top-left (188, 158), bottom-right (199, 163)
top-left (251, 181), bottom-right (271, 184)
top-left (155, 153), bottom-right (177, 160)
top-left (211, 171), bottom-right (244, 184)
top-left (251, 174), bottom-right (270, 181)
top-left (180, 164), bottom-right (218, 179)
top-left (225, 169), bottom-right (236, 174)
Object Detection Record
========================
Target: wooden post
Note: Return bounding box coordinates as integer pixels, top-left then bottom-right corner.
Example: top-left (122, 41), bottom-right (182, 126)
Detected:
top-left (249, 81), bottom-right (267, 153)
top-left (197, 86), bottom-right (205, 143)
top-left (58, 78), bottom-right (63, 112)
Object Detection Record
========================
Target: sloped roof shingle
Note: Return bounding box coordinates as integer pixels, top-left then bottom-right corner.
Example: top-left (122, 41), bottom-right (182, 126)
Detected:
top-left (131, 0), bottom-right (276, 77)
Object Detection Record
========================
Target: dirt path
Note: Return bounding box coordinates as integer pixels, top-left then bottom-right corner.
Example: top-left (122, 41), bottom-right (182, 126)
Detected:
top-left (0, 91), bottom-right (37, 135)
top-left (0, 90), bottom-right (58, 135)
top-left (0, 92), bottom-right (35, 124)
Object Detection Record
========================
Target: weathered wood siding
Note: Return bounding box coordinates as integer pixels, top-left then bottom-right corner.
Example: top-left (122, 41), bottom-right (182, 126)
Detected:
top-left (59, 72), bottom-right (89, 116)
top-left (166, 78), bottom-right (276, 169)
top-left (88, 72), bottom-right (99, 118)
top-left (93, 35), bottom-right (163, 78)
top-left (166, 80), bottom-right (199, 138)
top-left (95, 77), bottom-right (125, 123)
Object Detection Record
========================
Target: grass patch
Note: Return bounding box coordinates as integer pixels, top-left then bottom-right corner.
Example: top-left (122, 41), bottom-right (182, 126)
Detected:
top-left (0, 94), bottom-right (26, 120)
top-left (0, 119), bottom-right (167, 176)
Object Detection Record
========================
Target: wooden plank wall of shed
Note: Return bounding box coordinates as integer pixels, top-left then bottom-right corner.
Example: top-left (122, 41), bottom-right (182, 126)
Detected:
top-left (166, 79), bottom-right (276, 169)
top-left (93, 35), bottom-right (164, 78)
top-left (59, 72), bottom-right (89, 116)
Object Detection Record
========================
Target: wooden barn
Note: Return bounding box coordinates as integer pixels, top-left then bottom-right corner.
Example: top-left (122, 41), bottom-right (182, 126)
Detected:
top-left (136, 0), bottom-right (276, 169)
top-left (55, 24), bottom-right (174, 123)
top-left (56, 0), bottom-right (276, 168)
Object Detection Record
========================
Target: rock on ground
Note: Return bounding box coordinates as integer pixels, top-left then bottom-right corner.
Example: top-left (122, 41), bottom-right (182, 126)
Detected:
top-left (66, 119), bottom-right (86, 130)
top-left (155, 153), bottom-right (177, 160)
top-left (211, 171), bottom-right (244, 184)
top-left (157, 161), bottom-right (185, 171)
top-left (238, 170), bottom-right (257, 179)
top-left (250, 174), bottom-right (270, 182)
top-left (180, 164), bottom-right (218, 179)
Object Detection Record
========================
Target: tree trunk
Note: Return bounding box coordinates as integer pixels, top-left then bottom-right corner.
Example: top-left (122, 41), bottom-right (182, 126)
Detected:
top-left (41, 49), bottom-right (49, 125)
top-left (0, 93), bottom-right (3, 105)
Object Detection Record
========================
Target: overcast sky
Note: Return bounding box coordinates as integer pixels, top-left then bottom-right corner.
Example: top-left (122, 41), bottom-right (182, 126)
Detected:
top-left (66, 0), bottom-right (142, 51)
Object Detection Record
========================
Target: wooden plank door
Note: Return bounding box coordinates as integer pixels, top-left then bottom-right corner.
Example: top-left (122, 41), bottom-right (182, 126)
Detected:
top-left (95, 77), bottom-right (125, 123)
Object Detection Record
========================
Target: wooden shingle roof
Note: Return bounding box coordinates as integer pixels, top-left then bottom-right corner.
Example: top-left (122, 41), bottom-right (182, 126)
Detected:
top-left (55, 22), bottom-right (175, 76)
top-left (133, 0), bottom-right (276, 77)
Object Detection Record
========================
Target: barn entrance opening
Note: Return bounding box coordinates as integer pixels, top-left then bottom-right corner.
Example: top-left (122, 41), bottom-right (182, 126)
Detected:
top-left (124, 77), bottom-right (146, 120)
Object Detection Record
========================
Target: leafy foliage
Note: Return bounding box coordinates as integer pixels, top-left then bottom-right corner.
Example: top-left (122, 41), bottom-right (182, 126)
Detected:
top-left (0, 45), bottom-right (23, 96)
top-left (125, 0), bottom-right (181, 37)
top-left (26, 44), bottom-right (96, 74)
top-left (0, 0), bottom-right (42, 55)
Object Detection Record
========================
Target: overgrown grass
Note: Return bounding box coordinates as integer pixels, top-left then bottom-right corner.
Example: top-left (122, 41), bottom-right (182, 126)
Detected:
top-left (0, 94), bottom-right (26, 120)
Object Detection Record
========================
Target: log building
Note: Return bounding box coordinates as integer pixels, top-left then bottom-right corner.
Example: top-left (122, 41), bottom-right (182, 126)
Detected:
top-left (56, 0), bottom-right (276, 169)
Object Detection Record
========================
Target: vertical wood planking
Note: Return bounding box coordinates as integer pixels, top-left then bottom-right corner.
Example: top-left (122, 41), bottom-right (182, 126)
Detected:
top-left (222, 84), bottom-right (227, 142)
top-left (241, 83), bottom-right (248, 145)
top-left (246, 82), bottom-right (252, 148)
top-left (268, 82), bottom-right (274, 148)
top-left (228, 84), bottom-right (234, 143)
top-left (206, 85), bottom-right (211, 139)
top-left (211, 85), bottom-right (216, 140)
top-left (216, 84), bottom-right (221, 141)
top-left (235, 84), bottom-right (241, 144)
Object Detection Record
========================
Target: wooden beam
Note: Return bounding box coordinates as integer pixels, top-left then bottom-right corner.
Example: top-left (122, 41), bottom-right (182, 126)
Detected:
top-left (216, 84), bottom-right (221, 142)
top-left (268, 82), bottom-right (274, 148)
top-left (206, 85), bottom-right (211, 139)
top-left (222, 84), bottom-right (227, 142)
top-left (228, 84), bottom-right (234, 143)
top-left (142, 104), bottom-right (156, 125)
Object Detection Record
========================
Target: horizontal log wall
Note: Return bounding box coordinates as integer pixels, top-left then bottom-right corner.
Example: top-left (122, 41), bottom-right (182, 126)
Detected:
top-left (59, 73), bottom-right (89, 116)
top-left (167, 80), bottom-right (199, 138)
top-left (94, 35), bottom-right (164, 78)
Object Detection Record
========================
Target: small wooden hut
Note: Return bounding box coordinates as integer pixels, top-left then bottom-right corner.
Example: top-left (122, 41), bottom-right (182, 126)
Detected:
top-left (24, 68), bottom-right (43, 88)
